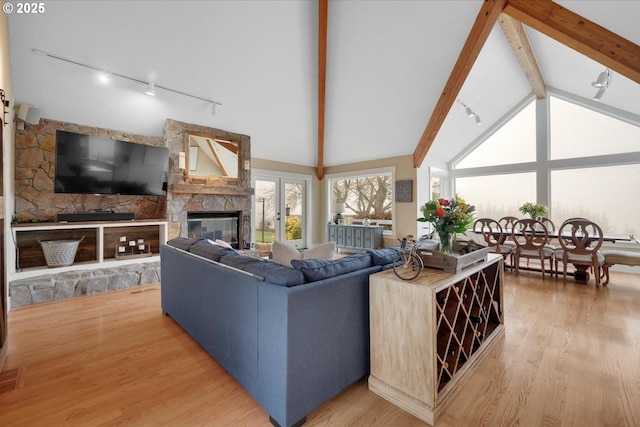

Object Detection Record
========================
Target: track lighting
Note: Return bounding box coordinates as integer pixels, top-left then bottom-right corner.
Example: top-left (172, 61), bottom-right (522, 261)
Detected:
top-left (145, 82), bottom-right (156, 96)
top-left (591, 69), bottom-right (610, 88)
top-left (32, 48), bottom-right (222, 115)
top-left (98, 71), bottom-right (111, 84)
top-left (465, 107), bottom-right (474, 117)
top-left (591, 68), bottom-right (610, 101)
top-left (457, 99), bottom-right (481, 126)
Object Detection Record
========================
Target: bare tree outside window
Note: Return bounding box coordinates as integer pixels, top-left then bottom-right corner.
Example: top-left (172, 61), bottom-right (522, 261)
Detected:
top-left (332, 174), bottom-right (393, 230)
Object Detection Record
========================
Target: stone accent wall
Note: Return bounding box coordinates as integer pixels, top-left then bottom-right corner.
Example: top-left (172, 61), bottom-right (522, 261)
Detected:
top-left (15, 119), bottom-right (166, 222)
top-left (9, 261), bottom-right (160, 308)
top-left (163, 119), bottom-right (252, 243)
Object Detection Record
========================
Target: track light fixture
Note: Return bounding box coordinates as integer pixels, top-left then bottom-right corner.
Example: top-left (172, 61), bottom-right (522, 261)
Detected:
top-left (32, 48), bottom-right (222, 114)
top-left (591, 68), bottom-right (610, 101)
top-left (457, 99), bottom-right (481, 126)
top-left (145, 82), bottom-right (156, 96)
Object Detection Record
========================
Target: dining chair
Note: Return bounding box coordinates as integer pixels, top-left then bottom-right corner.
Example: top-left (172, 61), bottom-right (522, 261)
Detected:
top-left (553, 217), bottom-right (591, 277)
top-left (556, 219), bottom-right (605, 286)
top-left (511, 219), bottom-right (554, 280)
top-left (472, 218), bottom-right (514, 271)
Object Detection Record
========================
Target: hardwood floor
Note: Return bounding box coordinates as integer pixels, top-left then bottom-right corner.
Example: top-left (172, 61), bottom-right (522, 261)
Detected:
top-left (1, 270), bottom-right (639, 426)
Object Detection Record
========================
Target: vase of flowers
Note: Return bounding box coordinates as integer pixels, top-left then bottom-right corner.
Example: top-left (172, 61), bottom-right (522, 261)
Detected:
top-left (418, 196), bottom-right (476, 255)
top-left (519, 202), bottom-right (548, 220)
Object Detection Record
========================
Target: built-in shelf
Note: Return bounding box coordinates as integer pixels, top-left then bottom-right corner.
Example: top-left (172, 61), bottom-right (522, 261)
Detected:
top-left (10, 219), bottom-right (168, 280)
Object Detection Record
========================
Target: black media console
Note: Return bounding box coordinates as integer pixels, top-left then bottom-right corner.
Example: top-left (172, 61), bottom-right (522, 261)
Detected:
top-left (57, 212), bottom-right (136, 222)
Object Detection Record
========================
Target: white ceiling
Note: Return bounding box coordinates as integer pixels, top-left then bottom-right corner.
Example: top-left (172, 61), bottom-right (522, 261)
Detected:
top-left (7, 1), bottom-right (640, 168)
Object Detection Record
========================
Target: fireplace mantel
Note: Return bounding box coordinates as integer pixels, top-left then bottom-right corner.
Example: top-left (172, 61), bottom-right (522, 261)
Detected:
top-left (171, 183), bottom-right (254, 196)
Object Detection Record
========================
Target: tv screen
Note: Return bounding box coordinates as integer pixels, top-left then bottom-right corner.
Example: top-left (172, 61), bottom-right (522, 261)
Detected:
top-left (54, 130), bottom-right (169, 196)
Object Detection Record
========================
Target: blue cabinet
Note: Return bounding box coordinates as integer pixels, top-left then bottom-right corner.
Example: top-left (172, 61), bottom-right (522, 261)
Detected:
top-left (327, 224), bottom-right (383, 251)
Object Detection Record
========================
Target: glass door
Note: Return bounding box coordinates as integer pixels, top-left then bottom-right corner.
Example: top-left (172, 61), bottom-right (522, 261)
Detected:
top-left (253, 176), bottom-right (306, 248)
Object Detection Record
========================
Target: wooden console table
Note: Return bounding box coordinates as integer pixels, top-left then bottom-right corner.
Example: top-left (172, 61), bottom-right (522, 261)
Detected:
top-left (368, 254), bottom-right (504, 424)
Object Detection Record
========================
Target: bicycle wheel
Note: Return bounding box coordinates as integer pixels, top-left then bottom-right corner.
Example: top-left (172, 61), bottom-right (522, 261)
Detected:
top-left (392, 253), bottom-right (423, 280)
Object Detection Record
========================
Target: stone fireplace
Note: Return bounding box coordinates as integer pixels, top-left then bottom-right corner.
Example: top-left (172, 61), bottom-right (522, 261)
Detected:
top-left (187, 211), bottom-right (243, 249)
top-left (163, 119), bottom-right (253, 243)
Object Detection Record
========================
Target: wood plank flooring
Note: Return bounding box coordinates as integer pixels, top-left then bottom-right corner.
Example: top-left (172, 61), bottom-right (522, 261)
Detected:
top-left (0, 270), bottom-right (639, 426)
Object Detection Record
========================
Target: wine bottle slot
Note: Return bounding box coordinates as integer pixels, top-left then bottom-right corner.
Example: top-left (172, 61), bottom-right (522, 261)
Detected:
top-left (470, 315), bottom-right (483, 324)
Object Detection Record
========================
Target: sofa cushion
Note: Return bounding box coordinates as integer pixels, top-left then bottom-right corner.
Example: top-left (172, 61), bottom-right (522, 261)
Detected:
top-left (367, 247), bottom-right (400, 266)
top-left (166, 237), bottom-right (199, 251)
top-left (220, 253), bottom-right (305, 287)
top-left (190, 241), bottom-right (237, 262)
top-left (291, 253), bottom-right (373, 282)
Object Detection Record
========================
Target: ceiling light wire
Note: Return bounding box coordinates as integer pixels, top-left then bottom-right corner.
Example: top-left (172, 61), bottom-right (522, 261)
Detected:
top-left (32, 48), bottom-right (222, 113)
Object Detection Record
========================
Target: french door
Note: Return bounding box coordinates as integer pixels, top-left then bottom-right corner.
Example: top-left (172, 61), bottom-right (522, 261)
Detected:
top-left (253, 175), bottom-right (306, 248)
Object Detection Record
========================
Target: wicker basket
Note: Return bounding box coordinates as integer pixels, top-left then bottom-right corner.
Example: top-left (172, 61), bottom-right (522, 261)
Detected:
top-left (39, 236), bottom-right (85, 268)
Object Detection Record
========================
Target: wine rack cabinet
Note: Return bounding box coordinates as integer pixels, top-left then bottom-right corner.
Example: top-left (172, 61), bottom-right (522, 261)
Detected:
top-left (368, 253), bottom-right (504, 425)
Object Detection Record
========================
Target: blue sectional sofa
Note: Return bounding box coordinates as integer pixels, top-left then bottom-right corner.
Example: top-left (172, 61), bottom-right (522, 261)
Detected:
top-left (160, 238), bottom-right (398, 427)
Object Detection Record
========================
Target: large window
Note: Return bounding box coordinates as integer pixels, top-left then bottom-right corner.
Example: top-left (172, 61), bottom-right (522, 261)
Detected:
top-left (452, 93), bottom-right (640, 237)
top-left (328, 169), bottom-right (393, 232)
top-left (456, 101), bottom-right (536, 168)
top-left (550, 97), bottom-right (640, 159)
top-left (550, 165), bottom-right (640, 235)
top-left (455, 173), bottom-right (536, 220)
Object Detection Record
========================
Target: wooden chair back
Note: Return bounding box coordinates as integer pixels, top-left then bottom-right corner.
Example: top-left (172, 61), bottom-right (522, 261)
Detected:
top-left (557, 219), bottom-right (604, 285)
top-left (539, 217), bottom-right (556, 232)
top-left (557, 219), bottom-right (604, 257)
top-left (498, 216), bottom-right (518, 232)
top-left (473, 218), bottom-right (503, 248)
top-left (512, 219), bottom-right (549, 251)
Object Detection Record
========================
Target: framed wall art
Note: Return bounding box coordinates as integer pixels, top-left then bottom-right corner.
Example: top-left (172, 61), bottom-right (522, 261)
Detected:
top-left (395, 179), bottom-right (413, 203)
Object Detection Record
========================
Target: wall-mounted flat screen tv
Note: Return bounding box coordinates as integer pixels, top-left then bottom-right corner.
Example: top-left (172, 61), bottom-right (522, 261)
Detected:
top-left (54, 130), bottom-right (169, 196)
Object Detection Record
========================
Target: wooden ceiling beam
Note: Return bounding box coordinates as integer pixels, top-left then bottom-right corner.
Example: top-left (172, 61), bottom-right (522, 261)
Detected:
top-left (499, 13), bottom-right (546, 99)
top-left (503, 0), bottom-right (640, 85)
top-left (413, 0), bottom-right (507, 169)
top-left (317, 0), bottom-right (328, 180)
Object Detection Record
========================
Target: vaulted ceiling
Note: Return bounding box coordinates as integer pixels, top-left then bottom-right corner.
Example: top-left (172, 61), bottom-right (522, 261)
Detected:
top-left (7, 1), bottom-right (640, 172)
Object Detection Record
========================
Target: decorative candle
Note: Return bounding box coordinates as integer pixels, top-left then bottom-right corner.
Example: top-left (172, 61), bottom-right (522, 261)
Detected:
top-left (120, 236), bottom-right (127, 242)
top-left (178, 152), bottom-right (186, 170)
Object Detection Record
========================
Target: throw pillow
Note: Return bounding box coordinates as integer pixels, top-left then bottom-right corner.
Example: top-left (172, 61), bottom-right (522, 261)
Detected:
top-left (367, 247), bottom-right (400, 266)
top-left (271, 240), bottom-right (302, 267)
top-left (206, 238), bottom-right (233, 248)
top-left (166, 237), bottom-right (198, 251)
top-left (303, 241), bottom-right (336, 260)
top-left (190, 241), bottom-right (236, 262)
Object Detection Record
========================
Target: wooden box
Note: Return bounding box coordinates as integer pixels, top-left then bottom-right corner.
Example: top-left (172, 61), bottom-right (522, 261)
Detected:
top-left (417, 246), bottom-right (490, 273)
